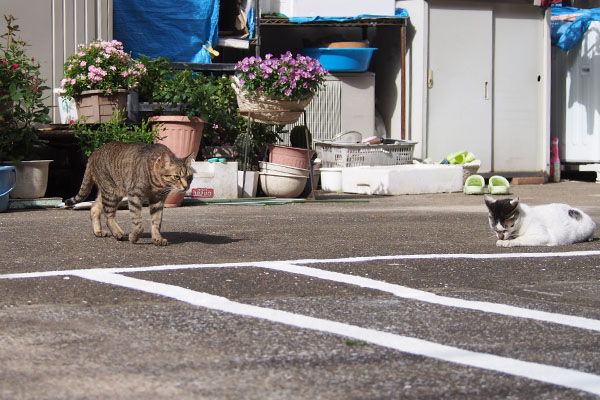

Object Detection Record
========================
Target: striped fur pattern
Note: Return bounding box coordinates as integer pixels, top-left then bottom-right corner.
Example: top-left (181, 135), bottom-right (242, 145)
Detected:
top-left (65, 142), bottom-right (194, 246)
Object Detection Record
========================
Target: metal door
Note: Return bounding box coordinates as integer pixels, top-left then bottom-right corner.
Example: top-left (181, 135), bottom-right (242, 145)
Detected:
top-left (427, 3), bottom-right (493, 171)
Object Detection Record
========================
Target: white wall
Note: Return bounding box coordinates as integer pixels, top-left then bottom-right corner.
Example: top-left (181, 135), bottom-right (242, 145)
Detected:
top-left (394, 0), bottom-right (428, 159)
top-left (1, 0), bottom-right (113, 123)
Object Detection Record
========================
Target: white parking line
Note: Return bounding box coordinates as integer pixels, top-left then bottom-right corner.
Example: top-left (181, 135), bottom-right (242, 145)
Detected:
top-left (74, 269), bottom-right (600, 397)
top-left (3, 251), bottom-right (600, 395)
top-left (3, 251), bottom-right (599, 332)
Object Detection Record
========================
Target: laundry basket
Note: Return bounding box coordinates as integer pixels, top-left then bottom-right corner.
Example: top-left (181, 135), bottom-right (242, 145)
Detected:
top-left (314, 140), bottom-right (416, 168)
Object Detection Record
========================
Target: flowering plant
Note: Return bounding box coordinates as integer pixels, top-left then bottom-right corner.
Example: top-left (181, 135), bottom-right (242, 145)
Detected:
top-left (60, 39), bottom-right (146, 99)
top-left (234, 51), bottom-right (327, 101)
top-left (0, 15), bottom-right (50, 163)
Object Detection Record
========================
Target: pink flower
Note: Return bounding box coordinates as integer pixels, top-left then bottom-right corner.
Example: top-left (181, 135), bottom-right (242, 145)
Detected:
top-left (80, 61), bottom-right (87, 67)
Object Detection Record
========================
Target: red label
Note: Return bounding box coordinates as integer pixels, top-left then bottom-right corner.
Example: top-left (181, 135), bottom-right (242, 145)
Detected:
top-left (191, 188), bottom-right (214, 198)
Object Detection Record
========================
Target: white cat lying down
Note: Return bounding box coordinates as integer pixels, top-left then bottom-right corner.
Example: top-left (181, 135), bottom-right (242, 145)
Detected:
top-left (484, 195), bottom-right (596, 247)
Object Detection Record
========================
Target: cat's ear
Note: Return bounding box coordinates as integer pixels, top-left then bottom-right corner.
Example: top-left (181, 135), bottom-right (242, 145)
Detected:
top-left (509, 197), bottom-right (520, 208)
top-left (484, 194), bottom-right (495, 208)
top-left (184, 153), bottom-right (195, 166)
top-left (157, 151), bottom-right (174, 169)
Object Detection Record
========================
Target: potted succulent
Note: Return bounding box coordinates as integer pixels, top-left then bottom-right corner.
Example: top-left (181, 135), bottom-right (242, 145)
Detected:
top-left (232, 51), bottom-right (328, 125)
top-left (60, 39), bottom-right (147, 123)
top-left (0, 15), bottom-right (52, 199)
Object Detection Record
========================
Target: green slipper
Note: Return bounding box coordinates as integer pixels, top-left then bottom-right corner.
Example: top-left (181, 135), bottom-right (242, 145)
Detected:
top-left (488, 175), bottom-right (510, 195)
top-left (445, 150), bottom-right (468, 164)
top-left (463, 174), bottom-right (485, 195)
top-left (445, 151), bottom-right (476, 165)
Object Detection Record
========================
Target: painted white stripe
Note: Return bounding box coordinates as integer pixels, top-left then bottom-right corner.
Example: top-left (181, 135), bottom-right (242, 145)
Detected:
top-left (259, 262), bottom-right (600, 333)
top-left (74, 270), bottom-right (600, 397)
top-left (2, 251), bottom-right (600, 332)
top-left (3, 250), bottom-right (600, 280)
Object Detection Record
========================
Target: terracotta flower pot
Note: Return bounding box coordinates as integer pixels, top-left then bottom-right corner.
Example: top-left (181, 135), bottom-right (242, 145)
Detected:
top-left (268, 144), bottom-right (315, 170)
top-left (74, 89), bottom-right (128, 124)
top-left (150, 115), bottom-right (205, 207)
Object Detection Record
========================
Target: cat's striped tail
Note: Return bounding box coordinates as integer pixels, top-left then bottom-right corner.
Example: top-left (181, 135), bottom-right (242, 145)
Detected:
top-left (64, 166), bottom-right (94, 207)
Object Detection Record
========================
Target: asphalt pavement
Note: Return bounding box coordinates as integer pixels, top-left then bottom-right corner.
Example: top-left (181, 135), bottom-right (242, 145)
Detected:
top-left (1, 181), bottom-right (600, 399)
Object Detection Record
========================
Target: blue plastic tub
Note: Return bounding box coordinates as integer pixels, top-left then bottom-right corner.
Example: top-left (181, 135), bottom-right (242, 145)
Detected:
top-left (0, 165), bottom-right (17, 212)
top-left (302, 47), bottom-right (377, 72)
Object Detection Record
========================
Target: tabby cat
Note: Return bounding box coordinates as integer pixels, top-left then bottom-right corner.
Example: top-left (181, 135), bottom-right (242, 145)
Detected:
top-left (484, 194), bottom-right (596, 247)
top-left (65, 142), bottom-right (194, 246)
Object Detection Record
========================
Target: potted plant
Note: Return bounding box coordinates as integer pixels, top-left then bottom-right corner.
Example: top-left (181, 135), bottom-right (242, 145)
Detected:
top-left (0, 15), bottom-right (52, 199)
top-left (199, 75), bottom-right (241, 161)
top-left (232, 52), bottom-right (326, 194)
top-left (147, 67), bottom-right (220, 206)
top-left (232, 51), bottom-right (328, 125)
top-left (71, 111), bottom-right (162, 158)
top-left (60, 39), bottom-right (147, 123)
top-left (199, 74), bottom-right (284, 197)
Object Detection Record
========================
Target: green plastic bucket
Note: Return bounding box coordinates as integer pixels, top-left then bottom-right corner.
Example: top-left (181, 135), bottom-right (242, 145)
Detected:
top-left (0, 165), bottom-right (17, 212)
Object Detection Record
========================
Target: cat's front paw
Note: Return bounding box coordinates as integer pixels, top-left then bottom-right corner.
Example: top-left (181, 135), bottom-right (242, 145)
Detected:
top-left (496, 239), bottom-right (515, 248)
top-left (129, 232), bottom-right (141, 244)
top-left (152, 237), bottom-right (168, 246)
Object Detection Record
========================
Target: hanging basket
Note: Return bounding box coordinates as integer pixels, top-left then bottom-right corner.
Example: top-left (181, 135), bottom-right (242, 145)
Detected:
top-left (232, 83), bottom-right (313, 125)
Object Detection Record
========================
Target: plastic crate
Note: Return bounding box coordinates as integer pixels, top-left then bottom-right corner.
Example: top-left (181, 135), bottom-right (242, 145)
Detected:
top-left (315, 141), bottom-right (416, 168)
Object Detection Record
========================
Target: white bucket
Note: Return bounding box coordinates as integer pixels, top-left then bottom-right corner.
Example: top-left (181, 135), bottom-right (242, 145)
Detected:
top-left (320, 167), bottom-right (343, 193)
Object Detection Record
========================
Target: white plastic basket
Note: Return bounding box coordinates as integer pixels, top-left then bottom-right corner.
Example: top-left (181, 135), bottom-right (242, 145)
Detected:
top-left (315, 140), bottom-right (416, 168)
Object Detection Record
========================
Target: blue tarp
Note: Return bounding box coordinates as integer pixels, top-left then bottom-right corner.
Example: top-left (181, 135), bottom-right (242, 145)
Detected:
top-left (288, 9), bottom-right (409, 24)
top-left (551, 5), bottom-right (600, 51)
top-left (113, 0), bottom-right (220, 63)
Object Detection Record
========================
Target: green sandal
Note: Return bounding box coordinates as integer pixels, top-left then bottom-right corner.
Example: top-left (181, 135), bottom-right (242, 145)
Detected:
top-left (445, 151), bottom-right (476, 165)
top-left (488, 175), bottom-right (510, 195)
top-left (463, 174), bottom-right (485, 195)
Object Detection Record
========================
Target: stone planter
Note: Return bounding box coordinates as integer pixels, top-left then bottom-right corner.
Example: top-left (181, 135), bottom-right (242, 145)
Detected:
top-left (150, 115), bottom-right (205, 207)
top-left (74, 89), bottom-right (128, 123)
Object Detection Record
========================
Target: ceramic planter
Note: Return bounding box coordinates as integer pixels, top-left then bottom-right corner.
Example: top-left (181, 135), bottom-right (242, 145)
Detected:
top-left (150, 115), bottom-right (205, 207)
top-left (9, 160), bottom-right (52, 199)
top-left (75, 89), bottom-right (128, 124)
